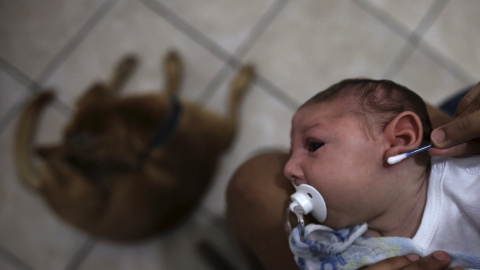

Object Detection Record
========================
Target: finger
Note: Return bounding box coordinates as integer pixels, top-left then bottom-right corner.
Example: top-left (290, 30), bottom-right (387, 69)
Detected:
top-left (401, 251), bottom-right (451, 270)
top-left (454, 82), bottom-right (480, 117)
top-left (363, 254), bottom-right (421, 270)
top-left (431, 110), bottom-right (480, 149)
top-left (428, 140), bottom-right (480, 157)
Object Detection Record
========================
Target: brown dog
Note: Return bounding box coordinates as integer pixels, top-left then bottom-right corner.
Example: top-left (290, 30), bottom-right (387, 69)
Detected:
top-left (14, 51), bottom-right (254, 241)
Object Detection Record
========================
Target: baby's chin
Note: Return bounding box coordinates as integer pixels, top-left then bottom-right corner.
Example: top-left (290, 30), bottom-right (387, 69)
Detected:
top-left (320, 215), bottom-right (359, 231)
top-left (363, 229), bottom-right (382, 237)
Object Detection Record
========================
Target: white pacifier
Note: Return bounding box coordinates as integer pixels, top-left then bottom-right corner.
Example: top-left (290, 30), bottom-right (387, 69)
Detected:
top-left (285, 184), bottom-right (327, 241)
top-left (289, 184), bottom-right (327, 222)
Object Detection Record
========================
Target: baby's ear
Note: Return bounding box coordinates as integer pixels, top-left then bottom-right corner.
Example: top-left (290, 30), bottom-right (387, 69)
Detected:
top-left (383, 111), bottom-right (424, 163)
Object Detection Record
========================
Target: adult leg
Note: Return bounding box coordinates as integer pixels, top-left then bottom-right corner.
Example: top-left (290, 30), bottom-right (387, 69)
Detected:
top-left (226, 151), bottom-right (297, 270)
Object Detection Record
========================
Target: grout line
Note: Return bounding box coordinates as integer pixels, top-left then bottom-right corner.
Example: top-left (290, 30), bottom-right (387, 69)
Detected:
top-left (353, 0), bottom-right (413, 42)
top-left (0, 58), bottom-right (44, 92)
top-left (35, 0), bottom-right (119, 86)
top-left (234, 0), bottom-right (290, 59)
top-left (196, 0), bottom-right (290, 105)
top-left (256, 74), bottom-right (300, 111)
top-left (416, 38), bottom-right (477, 84)
top-left (139, 0), bottom-right (232, 62)
top-left (0, 0), bottom-right (118, 136)
top-left (0, 245), bottom-right (36, 270)
top-left (64, 238), bottom-right (97, 270)
top-left (355, 0), bottom-right (475, 84)
top-left (0, 61), bottom-right (71, 135)
top-left (0, 58), bottom-right (42, 135)
top-left (0, 91), bottom-right (31, 135)
top-left (140, 0), bottom-right (298, 111)
top-left (381, 0), bottom-right (449, 79)
top-left (195, 65), bottom-right (235, 106)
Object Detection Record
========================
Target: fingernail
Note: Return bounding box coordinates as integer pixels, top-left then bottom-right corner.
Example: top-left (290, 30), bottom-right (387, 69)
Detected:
top-left (431, 130), bottom-right (446, 145)
top-left (433, 251), bottom-right (448, 261)
top-left (406, 253), bottom-right (420, 262)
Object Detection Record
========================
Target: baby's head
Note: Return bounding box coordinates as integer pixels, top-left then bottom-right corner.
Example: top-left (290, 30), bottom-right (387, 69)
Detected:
top-left (285, 79), bottom-right (432, 229)
top-left (301, 78), bottom-right (432, 143)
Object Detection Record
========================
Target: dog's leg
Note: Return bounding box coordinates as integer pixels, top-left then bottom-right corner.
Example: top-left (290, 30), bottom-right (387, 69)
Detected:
top-left (227, 65), bottom-right (255, 131)
top-left (195, 65), bottom-right (255, 151)
top-left (109, 55), bottom-right (138, 93)
top-left (76, 56), bottom-right (138, 109)
top-left (163, 51), bottom-right (183, 96)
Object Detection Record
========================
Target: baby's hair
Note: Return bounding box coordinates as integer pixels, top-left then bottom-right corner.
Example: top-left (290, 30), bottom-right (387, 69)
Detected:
top-left (303, 78), bottom-right (432, 143)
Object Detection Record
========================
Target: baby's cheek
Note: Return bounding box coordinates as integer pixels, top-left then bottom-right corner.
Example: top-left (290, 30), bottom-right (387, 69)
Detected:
top-left (321, 208), bottom-right (352, 229)
top-left (328, 187), bottom-right (369, 219)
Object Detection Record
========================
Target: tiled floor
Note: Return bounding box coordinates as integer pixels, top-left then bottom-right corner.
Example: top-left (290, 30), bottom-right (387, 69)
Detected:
top-left (1, 0), bottom-right (479, 269)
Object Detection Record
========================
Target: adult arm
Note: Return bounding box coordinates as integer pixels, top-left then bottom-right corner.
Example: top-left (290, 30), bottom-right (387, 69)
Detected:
top-left (363, 251), bottom-right (465, 270)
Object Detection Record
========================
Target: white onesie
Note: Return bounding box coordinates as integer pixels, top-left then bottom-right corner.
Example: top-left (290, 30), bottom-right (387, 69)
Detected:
top-left (413, 156), bottom-right (480, 258)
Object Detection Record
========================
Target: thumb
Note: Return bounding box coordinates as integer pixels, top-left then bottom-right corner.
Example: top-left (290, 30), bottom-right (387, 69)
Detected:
top-left (431, 110), bottom-right (480, 149)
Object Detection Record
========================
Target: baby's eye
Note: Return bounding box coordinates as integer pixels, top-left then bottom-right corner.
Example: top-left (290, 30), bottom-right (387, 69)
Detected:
top-left (307, 141), bottom-right (325, 152)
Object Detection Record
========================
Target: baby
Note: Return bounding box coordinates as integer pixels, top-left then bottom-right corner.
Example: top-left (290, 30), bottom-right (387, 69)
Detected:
top-left (284, 79), bottom-right (480, 269)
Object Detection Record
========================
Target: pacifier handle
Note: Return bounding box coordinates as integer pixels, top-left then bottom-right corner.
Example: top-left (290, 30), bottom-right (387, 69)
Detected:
top-left (289, 184), bottom-right (327, 222)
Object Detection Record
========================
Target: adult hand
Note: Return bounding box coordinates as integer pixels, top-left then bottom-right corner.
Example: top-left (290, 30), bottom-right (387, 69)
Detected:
top-left (364, 251), bottom-right (463, 270)
top-left (429, 82), bottom-right (480, 157)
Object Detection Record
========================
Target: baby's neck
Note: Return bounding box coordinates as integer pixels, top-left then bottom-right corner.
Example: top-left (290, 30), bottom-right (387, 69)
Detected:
top-left (365, 165), bottom-right (430, 238)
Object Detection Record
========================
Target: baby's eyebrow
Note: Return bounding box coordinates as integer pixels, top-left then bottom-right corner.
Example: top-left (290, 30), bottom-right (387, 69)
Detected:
top-left (301, 123), bottom-right (322, 134)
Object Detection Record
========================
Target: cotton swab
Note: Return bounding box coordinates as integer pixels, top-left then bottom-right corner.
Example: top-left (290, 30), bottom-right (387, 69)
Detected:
top-left (387, 144), bottom-right (433, 165)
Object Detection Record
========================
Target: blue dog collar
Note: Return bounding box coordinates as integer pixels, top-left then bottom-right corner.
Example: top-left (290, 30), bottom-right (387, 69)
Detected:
top-left (147, 96), bottom-right (182, 149)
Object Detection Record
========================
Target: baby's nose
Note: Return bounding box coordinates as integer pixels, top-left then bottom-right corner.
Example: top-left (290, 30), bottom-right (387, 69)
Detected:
top-left (284, 155), bottom-right (304, 183)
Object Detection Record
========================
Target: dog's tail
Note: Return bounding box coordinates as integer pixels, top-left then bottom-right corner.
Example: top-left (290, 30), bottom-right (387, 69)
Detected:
top-left (14, 91), bottom-right (55, 190)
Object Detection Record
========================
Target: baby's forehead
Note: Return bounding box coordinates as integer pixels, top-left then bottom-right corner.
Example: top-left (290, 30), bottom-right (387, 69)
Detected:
top-left (300, 97), bottom-right (360, 116)
top-left (294, 102), bottom-right (361, 125)
top-left (294, 100), bottom-right (375, 137)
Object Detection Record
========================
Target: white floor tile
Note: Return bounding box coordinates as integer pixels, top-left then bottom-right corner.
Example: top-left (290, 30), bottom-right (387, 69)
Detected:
top-left (244, 0), bottom-right (406, 105)
top-left (393, 48), bottom-right (469, 106)
top-left (160, 0), bottom-right (276, 55)
top-left (422, 0), bottom-right (480, 83)
top-left (0, 0), bottom-right (104, 80)
top-left (362, 0), bottom-right (436, 32)
top-left (44, 0), bottom-right (226, 107)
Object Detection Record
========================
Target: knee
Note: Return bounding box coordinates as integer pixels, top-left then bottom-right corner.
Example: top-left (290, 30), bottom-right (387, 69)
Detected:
top-left (226, 153), bottom-right (266, 211)
top-left (226, 151), bottom-right (291, 223)
top-left (227, 152), bottom-right (286, 205)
